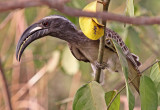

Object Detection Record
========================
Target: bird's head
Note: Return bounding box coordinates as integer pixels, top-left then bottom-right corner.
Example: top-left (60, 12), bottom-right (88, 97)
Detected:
top-left (16, 15), bottom-right (76, 61)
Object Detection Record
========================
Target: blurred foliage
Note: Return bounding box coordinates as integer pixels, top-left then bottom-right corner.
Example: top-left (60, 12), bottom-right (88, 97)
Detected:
top-left (150, 62), bottom-right (160, 105)
top-left (0, 0), bottom-right (160, 110)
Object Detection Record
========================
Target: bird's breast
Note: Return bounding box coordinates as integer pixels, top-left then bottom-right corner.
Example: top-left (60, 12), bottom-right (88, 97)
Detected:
top-left (79, 44), bottom-right (122, 73)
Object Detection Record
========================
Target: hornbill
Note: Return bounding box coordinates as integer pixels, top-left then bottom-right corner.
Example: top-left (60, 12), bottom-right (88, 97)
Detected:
top-left (16, 15), bottom-right (141, 92)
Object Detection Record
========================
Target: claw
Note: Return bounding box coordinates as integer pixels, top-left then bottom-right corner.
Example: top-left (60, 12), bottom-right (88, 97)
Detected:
top-left (95, 61), bottom-right (108, 69)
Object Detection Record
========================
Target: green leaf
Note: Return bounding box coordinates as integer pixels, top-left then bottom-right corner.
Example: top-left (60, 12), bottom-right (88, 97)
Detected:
top-left (156, 83), bottom-right (160, 105)
top-left (111, 39), bottom-right (135, 110)
top-left (127, 86), bottom-right (135, 110)
top-left (150, 61), bottom-right (160, 105)
top-left (73, 81), bottom-right (106, 110)
top-left (126, 0), bottom-right (134, 17)
top-left (61, 46), bottom-right (79, 75)
top-left (105, 91), bottom-right (120, 110)
top-left (150, 61), bottom-right (160, 86)
top-left (140, 75), bottom-right (158, 110)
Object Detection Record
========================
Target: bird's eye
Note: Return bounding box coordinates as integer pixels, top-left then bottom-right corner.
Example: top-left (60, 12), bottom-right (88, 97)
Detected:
top-left (42, 21), bottom-right (49, 27)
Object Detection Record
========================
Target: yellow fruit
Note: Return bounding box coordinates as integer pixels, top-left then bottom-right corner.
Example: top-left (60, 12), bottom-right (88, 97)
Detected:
top-left (79, 1), bottom-right (104, 40)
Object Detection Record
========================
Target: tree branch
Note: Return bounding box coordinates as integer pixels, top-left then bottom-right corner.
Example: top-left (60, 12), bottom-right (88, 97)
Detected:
top-left (95, 0), bottom-right (110, 82)
top-left (0, 0), bottom-right (44, 12)
top-left (0, 0), bottom-right (160, 25)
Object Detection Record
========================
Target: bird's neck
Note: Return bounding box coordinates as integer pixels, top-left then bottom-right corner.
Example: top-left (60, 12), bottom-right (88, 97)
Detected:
top-left (51, 26), bottom-right (92, 44)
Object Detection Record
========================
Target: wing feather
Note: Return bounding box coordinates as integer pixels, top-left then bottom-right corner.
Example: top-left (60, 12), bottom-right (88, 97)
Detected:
top-left (105, 28), bottom-right (141, 69)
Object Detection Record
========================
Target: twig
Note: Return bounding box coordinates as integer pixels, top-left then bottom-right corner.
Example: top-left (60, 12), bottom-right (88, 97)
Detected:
top-left (107, 75), bottom-right (139, 110)
top-left (0, 0), bottom-right (44, 12)
top-left (0, 59), bottom-right (13, 110)
top-left (66, 72), bottom-right (81, 110)
top-left (140, 60), bottom-right (160, 73)
top-left (5, 54), bottom-right (50, 71)
top-left (15, 100), bottom-right (45, 110)
top-left (107, 59), bottom-right (159, 109)
top-left (95, 0), bottom-right (110, 83)
top-left (12, 66), bottom-right (47, 102)
top-left (56, 97), bottom-right (73, 105)
top-left (1, 0), bottom-right (160, 25)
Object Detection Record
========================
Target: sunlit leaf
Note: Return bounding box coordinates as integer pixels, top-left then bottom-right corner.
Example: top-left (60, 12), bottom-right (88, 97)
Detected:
top-left (111, 39), bottom-right (135, 110)
top-left (124, 0), bottom-right (135, 41)
top-left (140, 75), bottom-right (158, 110)
top-left (105, 90), bottom-right (120, 110)
top-left (62, 46), bottom-right (79, 75)
top-left (150, 61), bottom-right (160, 105)
top-left (73, 81), bottom-right (106, 110)
top-left (126, 0), bottom-right (134, 17)
top-left (79, 1), bottom-right (104, 40)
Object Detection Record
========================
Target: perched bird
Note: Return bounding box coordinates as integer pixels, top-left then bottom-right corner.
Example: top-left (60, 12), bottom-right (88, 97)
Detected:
top-left (16, 15), bottom-right (141, 92)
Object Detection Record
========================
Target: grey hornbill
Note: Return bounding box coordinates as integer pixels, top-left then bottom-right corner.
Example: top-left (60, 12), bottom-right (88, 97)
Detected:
top-left (16, 15), bottom-right (141, 92)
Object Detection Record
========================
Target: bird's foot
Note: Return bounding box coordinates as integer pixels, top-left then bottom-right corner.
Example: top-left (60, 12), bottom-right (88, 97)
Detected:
top-left (95, 61), bottom-right (108, 69)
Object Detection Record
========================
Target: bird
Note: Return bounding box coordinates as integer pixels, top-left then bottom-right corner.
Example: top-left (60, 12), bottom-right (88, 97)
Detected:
top-left (16, 15), bottom-right (141, 92)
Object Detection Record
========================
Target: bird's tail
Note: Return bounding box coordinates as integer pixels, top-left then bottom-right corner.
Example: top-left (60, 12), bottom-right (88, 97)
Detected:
top-left (127, 53), bottom-right (141, 93)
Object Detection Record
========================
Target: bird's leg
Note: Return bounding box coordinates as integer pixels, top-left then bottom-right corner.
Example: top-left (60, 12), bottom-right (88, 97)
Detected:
top-left (91, 62), bottom-right (108, 85)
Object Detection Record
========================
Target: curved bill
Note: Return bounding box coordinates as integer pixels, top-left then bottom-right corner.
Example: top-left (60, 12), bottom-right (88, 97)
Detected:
top-left (16, 23), bottom-right (48, 61)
